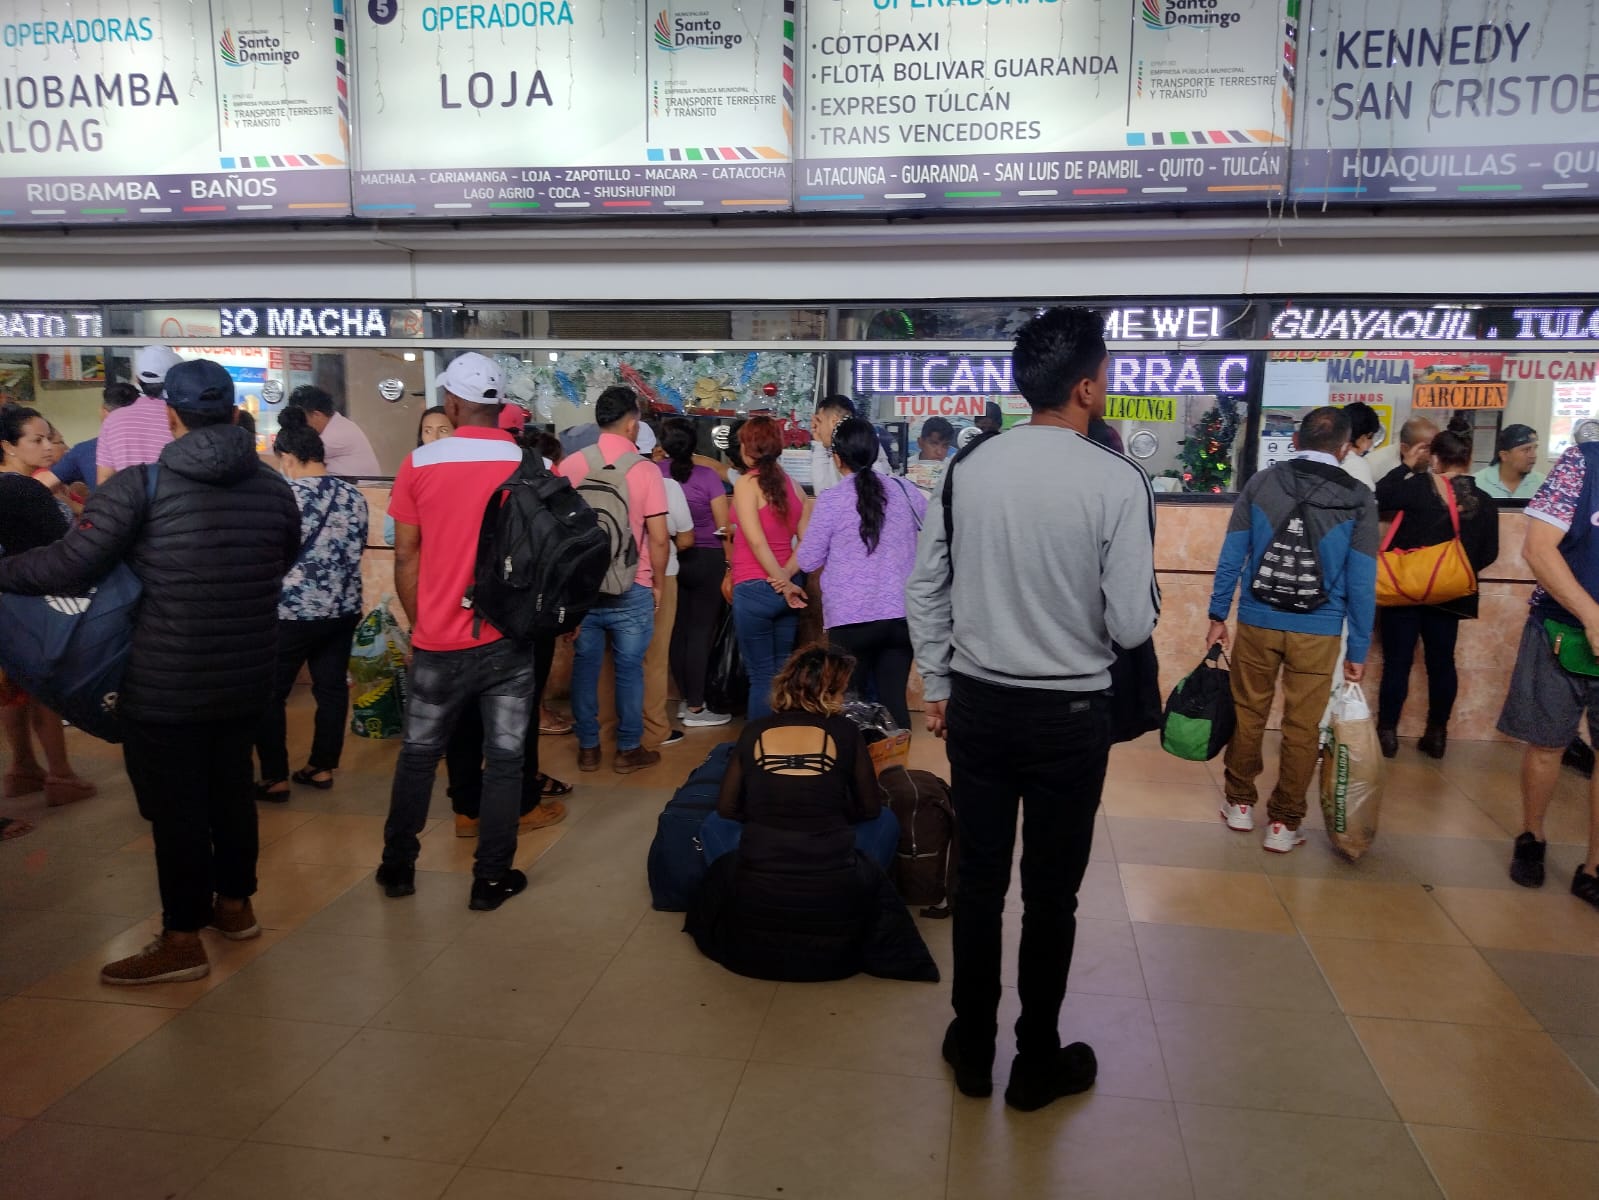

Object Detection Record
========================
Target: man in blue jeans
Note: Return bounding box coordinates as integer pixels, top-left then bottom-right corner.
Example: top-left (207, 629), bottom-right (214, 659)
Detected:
top-left (558, 387), bottom-right (671, 774)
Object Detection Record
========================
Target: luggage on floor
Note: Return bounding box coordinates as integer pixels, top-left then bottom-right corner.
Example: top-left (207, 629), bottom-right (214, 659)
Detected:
top-left (1161, 645), bottom-right (1236, 762)
top-left (647, 740), bottom-right (737, 911)
top-left (349, 600), bottom-right (411, 739)
top-left (1320, 682), bottom-right (1385, 860)
top-left (879, 766), bottom-right (958, 916)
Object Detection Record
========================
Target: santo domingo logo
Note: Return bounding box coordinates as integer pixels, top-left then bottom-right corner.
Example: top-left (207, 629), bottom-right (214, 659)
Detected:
top-left (219, 27), bottom-right (301, 66)
top-left (654, 9), bottom-right (743, 50)
top-left (1143, 0), bottom-right (1241, 30)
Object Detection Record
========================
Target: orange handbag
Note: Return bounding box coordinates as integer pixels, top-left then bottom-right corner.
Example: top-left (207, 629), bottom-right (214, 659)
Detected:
top-left (1375, 475), bottom-right (1477, 607)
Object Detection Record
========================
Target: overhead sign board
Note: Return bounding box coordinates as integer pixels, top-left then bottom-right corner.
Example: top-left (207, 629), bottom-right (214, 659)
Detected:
top-left (855, 352), bottom-right (1251, 397)
top-left (350, 0), bottom-right (793, 216)
top-left (1294, 0), bottom-right (1599, 204)
top-left (0, 0), bottom-right (351, 224)
top-left (796, 0), bottom-right (1294, 212)
top-left (1413, 381), bottom-right (1508, 410)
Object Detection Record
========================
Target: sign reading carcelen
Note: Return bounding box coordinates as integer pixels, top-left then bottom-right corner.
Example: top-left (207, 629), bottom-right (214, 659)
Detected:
top-left (1294, 0), bottom-right (1599, 203)
top-left (795, 0), bottom-right (1294, 212)
top-left (0, 0), bottom-right (350, 224)
top-left (349, 0), bottom-right (793, 216)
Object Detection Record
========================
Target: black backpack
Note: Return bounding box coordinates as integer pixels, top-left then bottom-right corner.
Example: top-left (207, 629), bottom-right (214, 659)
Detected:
top-left (466, 449), bottom-right (610, 639)
top-left (1250, 466), bottom-right (1329, 613)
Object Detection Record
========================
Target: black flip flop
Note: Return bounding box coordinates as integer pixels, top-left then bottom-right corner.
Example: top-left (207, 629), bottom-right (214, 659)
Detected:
top-left (255, 780), bottom-right (291, 803)
top-left (538, 773), bottom-right (574, 798)
top-left (292, 767), bottom-right (334, 790)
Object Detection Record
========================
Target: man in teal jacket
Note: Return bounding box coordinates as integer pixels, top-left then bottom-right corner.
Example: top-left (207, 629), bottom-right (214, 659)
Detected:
top-left (1206, 406), bottom-right (1378, 854)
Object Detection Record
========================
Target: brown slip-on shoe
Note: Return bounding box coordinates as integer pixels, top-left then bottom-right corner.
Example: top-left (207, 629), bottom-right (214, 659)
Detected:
top-left (613, 747), bottom-right (662, 775)
top-left (208, 899), bottom-right (262, 941)
top-left (100, 933), bottom-right (210, 986)
top-left (577, 745), bottom-right (602, 773)
top-left (454, 813), bottom-right (480, 839)
top-left (520, 801), bottom-right (567, 831)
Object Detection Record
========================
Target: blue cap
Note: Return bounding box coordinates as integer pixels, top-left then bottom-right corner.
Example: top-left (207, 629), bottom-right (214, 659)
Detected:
top-left (164, 359), bottom-right (235, 414)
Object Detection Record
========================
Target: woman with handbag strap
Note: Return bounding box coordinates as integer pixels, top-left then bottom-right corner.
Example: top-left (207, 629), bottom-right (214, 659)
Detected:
top-left (1373, 429), bottom-right (1500, 759)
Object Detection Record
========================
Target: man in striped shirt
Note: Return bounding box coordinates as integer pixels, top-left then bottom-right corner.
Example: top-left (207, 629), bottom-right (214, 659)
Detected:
top-left (97, 345), bottom-right (181, 485)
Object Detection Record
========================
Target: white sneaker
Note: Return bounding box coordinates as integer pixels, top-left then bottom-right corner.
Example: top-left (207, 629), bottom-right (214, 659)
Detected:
top-left (1262, 822), bottom-right (1306, 854)
top-left (1220, 801), bottom-right (1255, 832)
top-left (682, 708), bottom-right (732, 728)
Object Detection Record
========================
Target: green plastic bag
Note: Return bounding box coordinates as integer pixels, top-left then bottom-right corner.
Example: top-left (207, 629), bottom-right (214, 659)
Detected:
top-left (349, 600), bottom-right (410, 739)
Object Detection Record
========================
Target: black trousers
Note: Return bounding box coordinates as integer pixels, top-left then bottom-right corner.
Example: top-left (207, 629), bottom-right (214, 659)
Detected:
top-left (255, 614), bottom-right (360, 783)
top-left (124, 716), bottom-right (260, 933)
top-left (1378, 606), bottom-right (1462, 729)
top-left (446, 631), bottom-right (555, 818)
top-left (672, 546), bottom-right (726, 710)
top-left (828, 617), bottom-right (915, 730)
top-left (945, 673), bottom-right (1110, 1066)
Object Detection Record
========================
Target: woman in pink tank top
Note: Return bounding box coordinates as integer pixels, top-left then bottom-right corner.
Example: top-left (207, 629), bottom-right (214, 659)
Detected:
top-left (730, 417), bottom-right (813, 719)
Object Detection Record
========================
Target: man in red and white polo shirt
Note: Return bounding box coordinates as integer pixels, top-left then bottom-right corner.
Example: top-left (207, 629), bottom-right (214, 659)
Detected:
top-left (378, 352), bottom-right (535, 912)
top-left (97, 345), bottom-right (181, 485)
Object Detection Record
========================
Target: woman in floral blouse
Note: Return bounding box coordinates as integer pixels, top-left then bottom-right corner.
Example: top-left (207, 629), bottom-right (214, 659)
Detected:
top-left (255, 406), bottom-right (370, 800)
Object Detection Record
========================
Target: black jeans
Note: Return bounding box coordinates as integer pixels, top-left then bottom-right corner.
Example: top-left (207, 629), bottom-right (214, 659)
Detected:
top-left (446, 632), bottom-right (555, 818)
top-left (124, 716), bottom-right (260, 933)
top-left (382, 639), bottom-right (536, 880)
top-left (1378, 606), bottom-right (1462, 729)
top-left (672, 546), bottom-right (726, 710)
top-left (829, 617), bottom-right (915, 729)
top-left (945, 673), bottom-right (1111, 1065)
top-left (255, 614), bottom-right (360, 783)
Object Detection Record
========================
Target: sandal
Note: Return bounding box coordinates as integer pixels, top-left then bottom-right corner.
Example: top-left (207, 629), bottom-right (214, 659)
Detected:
top-left (255, 780), bottom-right (291, 803)
top-left (538, 708), bottom-right (574, 736)
top-left (291, 767), bottom-right (334, 790)
top-left (0, 816), bottom-right (34, 841)
top-left (538, 773), bottom-right (574, 798)
top-left (45, 776), bottom-right (97, 807)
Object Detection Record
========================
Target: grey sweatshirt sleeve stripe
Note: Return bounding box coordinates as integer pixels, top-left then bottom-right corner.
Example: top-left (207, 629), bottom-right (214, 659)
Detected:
top-left (1080, 437), bottom-right (1161, 648)
top-left (905, 471), bottom-right (955, 704)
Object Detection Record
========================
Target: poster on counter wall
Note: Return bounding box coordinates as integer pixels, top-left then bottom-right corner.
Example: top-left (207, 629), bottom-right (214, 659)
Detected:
top-left (1294, 0), bottom-right (1599, 204)
top-left (0, 0), bottom-right (351, 224)
top-left (349, 0), bottom-right (793, 215)
top-left (795, 0), bottom-right (1293, 212)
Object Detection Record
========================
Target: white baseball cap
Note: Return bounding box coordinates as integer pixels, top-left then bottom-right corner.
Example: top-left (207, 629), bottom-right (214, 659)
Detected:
top-left (636, 420), bottom-right (657, 455)
top-left (440, 353), bottom-right (504, 404)
top-left (134, 345), bottom-right (183, 387)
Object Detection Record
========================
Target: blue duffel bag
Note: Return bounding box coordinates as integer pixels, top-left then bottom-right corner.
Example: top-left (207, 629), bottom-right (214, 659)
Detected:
top-left (647, 740), bottom-right (736, 911)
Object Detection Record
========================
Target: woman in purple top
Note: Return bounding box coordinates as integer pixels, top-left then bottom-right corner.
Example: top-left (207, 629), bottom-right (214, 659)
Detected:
top-left (660, 419), bottom-right (734, 726)
top-left (797, 418), bottom-right (928, 728)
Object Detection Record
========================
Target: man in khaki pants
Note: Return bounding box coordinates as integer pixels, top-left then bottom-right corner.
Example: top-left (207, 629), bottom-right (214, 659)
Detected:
top-left (1205, 407), bottom-right (1379, 854)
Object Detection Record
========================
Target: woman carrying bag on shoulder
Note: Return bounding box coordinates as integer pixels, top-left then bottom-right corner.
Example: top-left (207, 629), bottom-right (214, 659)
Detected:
top-left (1373, 429), bottom-right (1500, 760)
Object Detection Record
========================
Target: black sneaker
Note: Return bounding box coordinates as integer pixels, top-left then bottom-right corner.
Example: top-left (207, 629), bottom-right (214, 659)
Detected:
top-left (1004, 1043), bottom-right (1098, 1112)
top-left (1573, 865), bottom-right (1599, 911)
top-left (940, 1020), bottom-right (993, 1099)
top-left (375, 863), bottom-right (415, 898)
top-left (1377, 727), bottom-right (1398, 759)
top-left (1509, 832), bottom-right (1547, 889)
top-left (469, 868), bottom-right (528, 911)
top-left (1563, 738), bottom-right (1595, 777)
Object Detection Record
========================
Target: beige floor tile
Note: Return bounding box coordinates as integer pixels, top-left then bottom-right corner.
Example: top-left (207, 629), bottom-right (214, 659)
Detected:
top-left (1410, 1125), bottom-right (1599, 1200)
top-left (947, 1093), bottom-right (1191, 1200)
top-left (193, 931), bottom-right (448, 1025)
top-left (1119, 864), bottom-right (1295, 934)
top-left (374, 941), bottom-right (613, 1044)
top-left (1177, 1104), bottom-right (1441, 1200)
top-left (751, 975), bottom-right (953, 1079)
top-left (250, 861), bottom-right (370, 930)
top-left (0, 996), bottom-right (176, 1118)
top-left (414, 819), bottom-right (568, 874)
top-left (254, 807), bottom-right (321, 848)
top-left (1379, 778), bottom-right (1512, 841)
top-left (454, 872), bottom-right (650, 957)
top-left (1433, 886), bottom-right (1599, 956)
top-left (1152, 1000), bottom-right (1395, 1119)
top-left (1353, 1017), bottom-right (1599, 1140)
top-left (0, 853), bottom-right (163, 919)
top-left (557, 941), bottom-right (775, 1059)
top-left (45, 1010), bottom-right (354, 1139)
top-left (1270, 876), bottom-right (1468, 943)
top-left (190, 1142), bottom-right (458, 1200)
top-left (0, 909), bottom-right (148, 994)
top-left (258, 814), bottom-right (441, 868)
top-left (997, 990), bottom-right (1171, 1103)
top-left (1558, 1033), bottom-right (1599, 1088)
top-left (0, 1115), bottom-right (24, 1142)
top-left (1308, 937), bottom-right (1541, 1029)
top-left (298, 869), bottom-right (483, 942)
top-left (23, 918), bottom-right (291, 1009)
top-left (1073, 859), bottom-right (1132, 922)
top-left (0, 1120), bottom-right (237, 1200)
top-left (445, 1168), bottom-right (695, 1199)
top-left (254, 1028), bottom-right (543, 1163)
top-left (1481, 949), bottom-right (1599, 1035)
top-left (1106, 744), bottom-right (1217, 787)
top-left (700, 1061), bottom-right (951, 1200)
top-left (1133, 922), bottom-right (1338, 1011)
top-left (472, 1045), bottom-right (744, 1190)
top-left (1101, 776), bottom-right (1221, 822)
top-left (1105, 816), bottom-right (1265, 874)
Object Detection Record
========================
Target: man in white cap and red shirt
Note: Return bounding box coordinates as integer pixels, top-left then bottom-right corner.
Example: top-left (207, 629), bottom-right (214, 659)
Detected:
top-left (97, 345), bottom-right (183, 484)
top-left (378, 352), bottom-right (537, 911)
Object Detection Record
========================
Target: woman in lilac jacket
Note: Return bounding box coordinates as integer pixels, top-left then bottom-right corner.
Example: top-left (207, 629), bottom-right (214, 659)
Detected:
top-left (797, 418), bottom-right (928, 729)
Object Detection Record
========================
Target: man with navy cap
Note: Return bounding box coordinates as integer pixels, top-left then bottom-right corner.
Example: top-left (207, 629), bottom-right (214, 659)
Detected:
top-left (0, 358), bottom-right (301, 985)
top-left (1477, 424), bottom-right (1545, 500)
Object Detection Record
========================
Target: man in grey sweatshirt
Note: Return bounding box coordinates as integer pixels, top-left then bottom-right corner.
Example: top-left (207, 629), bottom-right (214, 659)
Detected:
top-left (907, 307), bottom-right (1159, 1112)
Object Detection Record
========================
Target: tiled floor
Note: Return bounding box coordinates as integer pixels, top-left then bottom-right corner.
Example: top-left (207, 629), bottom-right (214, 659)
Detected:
top-left (2, 701), bottom-right (1598, 1200)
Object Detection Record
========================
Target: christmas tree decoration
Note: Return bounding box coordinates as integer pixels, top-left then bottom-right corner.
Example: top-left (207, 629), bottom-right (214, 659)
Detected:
top-left (1170, 402), bottom-right (1240, 494)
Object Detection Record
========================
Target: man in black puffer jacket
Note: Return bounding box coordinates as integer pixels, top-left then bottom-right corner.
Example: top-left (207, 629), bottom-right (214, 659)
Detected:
top-left (0, 359), bottom-right (300, 986)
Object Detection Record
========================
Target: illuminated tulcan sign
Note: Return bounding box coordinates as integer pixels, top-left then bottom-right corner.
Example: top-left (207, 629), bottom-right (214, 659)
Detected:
top-left (218, 307), bottom-right (389, 338)
top-left (0, 309), bottom-right (104, 339)
top-left (1269, 307), bottom-right (1477, 341)
top-left (1507, 308), bottom-right (1599, 340)
top-left (855, 353), bottom-right (1250, 397)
